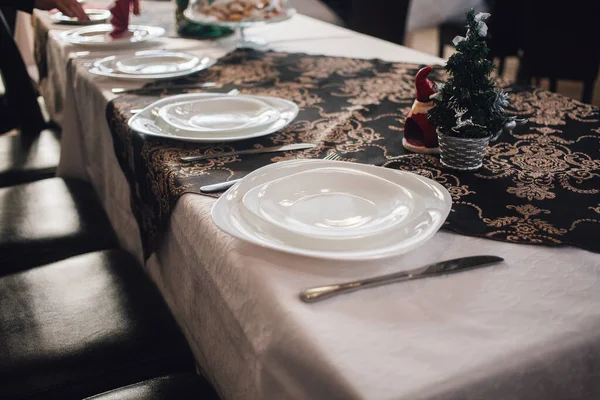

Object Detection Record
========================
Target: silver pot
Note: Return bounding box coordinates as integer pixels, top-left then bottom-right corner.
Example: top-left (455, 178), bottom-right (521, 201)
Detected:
top-left (437, 130), bottom-right (490, 170)
top-left (437, 118), bottom-right (527, 171)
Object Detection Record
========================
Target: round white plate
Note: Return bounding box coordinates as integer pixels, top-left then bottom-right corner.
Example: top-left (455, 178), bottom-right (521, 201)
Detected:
top-left (114, 52), bottom-right (200, 75)
top-left (58, 24), bottom-right (165, 48)
top-left (242, 167), bottom-right (424, 240)
top-left (156, 96), bottom-right (280, 135)
top-left (128, 93), bottom-right (299, 143)
top-left (51, 9), bottom-right (111, 25)
top-left (89, 51), bottom-right (215, 80)
top-left (184, 7), bottom-right (296, 28)
top-left (212, 160), bottom-right (452, 260)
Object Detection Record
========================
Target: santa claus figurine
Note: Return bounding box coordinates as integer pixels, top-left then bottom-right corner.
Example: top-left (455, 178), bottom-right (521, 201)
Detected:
top-left (402, 66), bottom-right (439, 154)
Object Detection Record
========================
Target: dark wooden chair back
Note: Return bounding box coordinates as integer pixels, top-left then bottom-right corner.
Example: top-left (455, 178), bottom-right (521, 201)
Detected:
top-left (347, 0), bottom-right (411, 45)
top-left (517, 1), bottom-right (599, 103)
top-left (0, 10), bottom-right (46, 134)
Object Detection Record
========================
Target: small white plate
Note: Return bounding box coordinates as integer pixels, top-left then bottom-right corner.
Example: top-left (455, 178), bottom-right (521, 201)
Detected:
top-left (212, 160), bottom-right (452, 261)
top-left (59, 24), bottom-right (165, 48)
top-left (51, 9), bottom-right (111, 25)
top-left (242, 167), bottom-right (422, 240)
top-left (128, 93), bottom-right (299, 143)
top-left (89, 51), bottom-right (214, 80)
top-left (157, 96), bottom-right (280, 134)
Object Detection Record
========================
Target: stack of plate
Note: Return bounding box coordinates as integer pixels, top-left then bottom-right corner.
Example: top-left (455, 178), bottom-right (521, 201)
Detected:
top-left (58, 24), bottom-right (165, 48)
top-left (128, 93), bottom-right (299, 142)
top-left (89, 51), bottom-right (215, 80)
top-left (212, 159), bottom-right (452, 260)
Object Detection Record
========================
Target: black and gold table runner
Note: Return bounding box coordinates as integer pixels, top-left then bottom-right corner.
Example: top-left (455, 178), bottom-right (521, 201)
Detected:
top-left (106, 49), bottom-right (600, 257)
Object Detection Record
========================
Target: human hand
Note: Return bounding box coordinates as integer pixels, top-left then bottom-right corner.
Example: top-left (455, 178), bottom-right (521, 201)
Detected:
top-left (34, 0), bottom-right (89, 21)
top-left (132, 0), bottom-right (141, 16)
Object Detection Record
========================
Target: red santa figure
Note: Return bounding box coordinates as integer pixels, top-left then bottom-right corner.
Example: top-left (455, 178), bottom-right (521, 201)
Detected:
top-left (402, 66), bottom-right (439, 154)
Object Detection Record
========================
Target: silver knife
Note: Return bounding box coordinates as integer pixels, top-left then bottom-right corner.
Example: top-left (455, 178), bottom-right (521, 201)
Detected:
top-left (112, 82), bottom-right (217, 94)
top-left (200, 178), bottom-right (242, 193)
top-left (181, 143), bottom-right (316, 163)
top-left (299, 255), bottom-right (504, 303)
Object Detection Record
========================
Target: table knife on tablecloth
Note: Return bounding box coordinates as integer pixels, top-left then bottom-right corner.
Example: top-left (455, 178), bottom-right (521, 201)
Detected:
top-left (181, 143), bottom-right (316, 162)
top-left (300, 255), bottom-right (504, 303)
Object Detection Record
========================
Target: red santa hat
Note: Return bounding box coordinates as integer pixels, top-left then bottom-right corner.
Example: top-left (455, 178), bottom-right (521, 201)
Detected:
top-left (415, 66), bottom-right (436, 102)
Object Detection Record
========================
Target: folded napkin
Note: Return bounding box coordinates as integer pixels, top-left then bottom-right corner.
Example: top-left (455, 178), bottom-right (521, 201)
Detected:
top-left (109, 0), bottom-right (140, 39)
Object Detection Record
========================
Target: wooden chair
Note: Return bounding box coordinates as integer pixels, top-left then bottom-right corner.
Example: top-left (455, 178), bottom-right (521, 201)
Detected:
top-left (346, 0), bottom-right (411, 45)
top-left (0, 9), bottom-right (60, 187)
top-left (0, 250), bottom-right (201, 400)
top-left (516, 0), bottom-right (599, 103)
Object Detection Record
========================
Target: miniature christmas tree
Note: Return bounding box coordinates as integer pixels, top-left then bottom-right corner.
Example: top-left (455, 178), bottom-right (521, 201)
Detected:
top-left (428, 9), bottom-right (508, 138)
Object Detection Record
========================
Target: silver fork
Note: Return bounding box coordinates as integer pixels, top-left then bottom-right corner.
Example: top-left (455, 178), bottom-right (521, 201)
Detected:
top-left (323, 152), bottom-right (341, 161)
top-left (199, 151), bottom-right (342, 193)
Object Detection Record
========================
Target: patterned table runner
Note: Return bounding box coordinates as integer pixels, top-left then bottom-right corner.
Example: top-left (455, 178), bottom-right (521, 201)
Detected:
top-left (106, 49), bottom-right (600, 257)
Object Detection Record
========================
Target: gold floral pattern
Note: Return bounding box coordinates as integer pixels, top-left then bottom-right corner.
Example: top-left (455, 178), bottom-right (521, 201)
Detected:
top-left (204, 59), bottom-right (280, 86)
top-left (106, 49), bottom-right (600, 257)
top-left (291, 57), bottom-right (374, 79)
top-left (509, 89), bottom-right (599, 125)
top-left (480, 133), bottom-right (600, 201)
top-left (483, 205), bottom-right (568, 244)
top-left (333, 72), bottom-right (416, 107)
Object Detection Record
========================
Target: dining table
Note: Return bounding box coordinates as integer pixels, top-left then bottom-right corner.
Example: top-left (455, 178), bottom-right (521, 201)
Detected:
top-left (31, 2), bottom-right (600, 399)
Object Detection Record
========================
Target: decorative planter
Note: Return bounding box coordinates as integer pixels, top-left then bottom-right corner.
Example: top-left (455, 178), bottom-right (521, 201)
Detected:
top-left (437, 129), bottom-right (490, 170)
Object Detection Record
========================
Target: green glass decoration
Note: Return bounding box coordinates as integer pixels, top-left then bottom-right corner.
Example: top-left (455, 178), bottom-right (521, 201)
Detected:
top-left (175, 0), bottom-right (233, 38)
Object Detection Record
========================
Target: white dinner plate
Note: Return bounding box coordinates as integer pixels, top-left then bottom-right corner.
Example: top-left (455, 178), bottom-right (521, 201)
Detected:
top-left (242, 166), bottom-right (424, 240)
top-left (128, 93), bottom-right (299, 143)
top-left (89, 51), bottom-right (215, 80)
top-left (58, 24), bottom-right (165, 48)
top-left (50, 9), bottom-right (111, 25)
top-left (212, 160), bottom-right (452, 260)
top-left (156, 96), bottom-right (280, 135)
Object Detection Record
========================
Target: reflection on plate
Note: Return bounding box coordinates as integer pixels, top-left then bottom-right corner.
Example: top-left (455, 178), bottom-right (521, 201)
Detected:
top-left (157, 96), bottom-right (280, 134)
top-left (115, 53), bottom-right (199, 75)
top-left (89, 51), bottom-right (214, 80)
top-left (59, 24), bottom-right (165, 48)
top-left (212, 159), bottom-right (452, 260)
top-left (243, 167), bottom-right (423, 239)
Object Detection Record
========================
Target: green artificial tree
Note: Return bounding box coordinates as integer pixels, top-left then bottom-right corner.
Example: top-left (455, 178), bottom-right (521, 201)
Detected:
top-left (428, 9), bottom-right (508, 138)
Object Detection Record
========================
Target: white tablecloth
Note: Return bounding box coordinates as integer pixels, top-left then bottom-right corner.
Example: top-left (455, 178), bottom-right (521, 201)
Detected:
top-left (34, 6), bottom-right (600, 400)
top-left (407, 0), bottom-right (487, 31)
